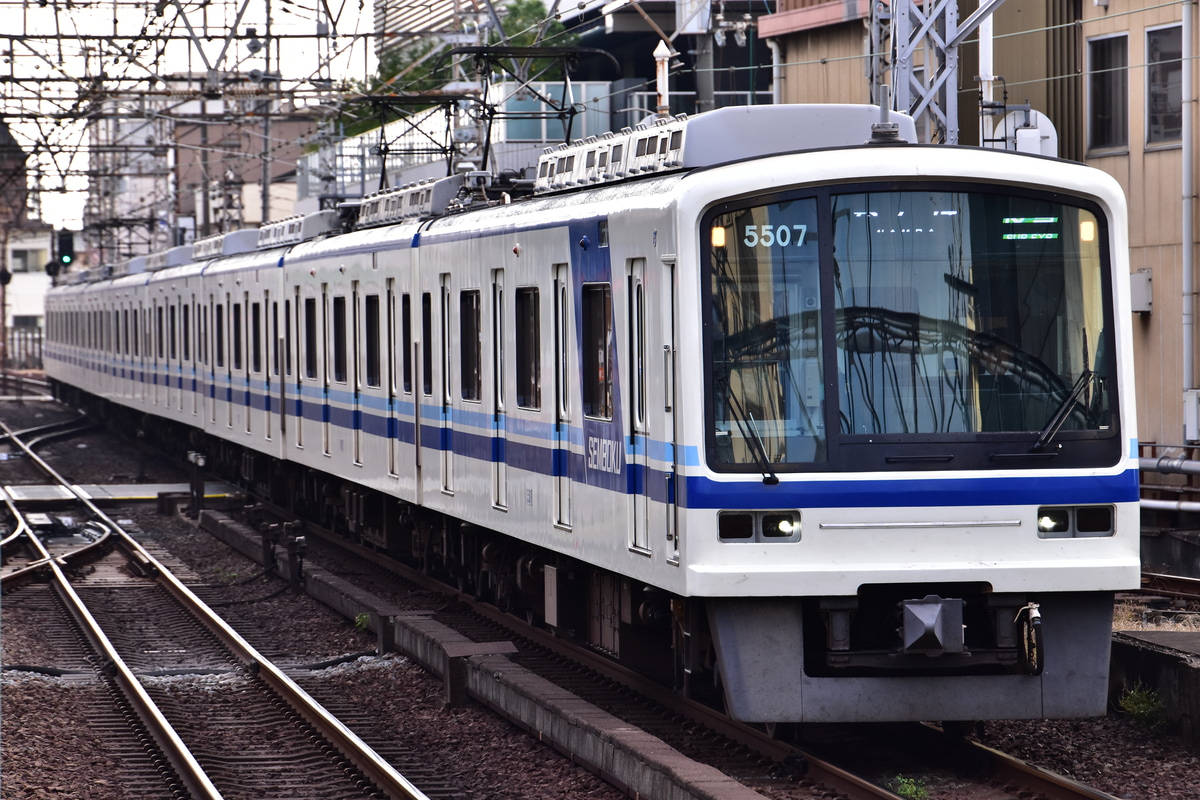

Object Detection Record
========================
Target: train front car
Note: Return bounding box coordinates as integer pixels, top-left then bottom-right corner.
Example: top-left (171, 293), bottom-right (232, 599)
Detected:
top-left (680, 144), bottom-right (1138, 723)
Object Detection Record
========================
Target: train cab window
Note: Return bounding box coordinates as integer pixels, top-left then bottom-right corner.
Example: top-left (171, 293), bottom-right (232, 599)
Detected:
top-left (516, 287), bottom-right (541, 409)
top-left (401, 294), bottom-right (413, 393)
top-left (332, 295), bottom-right (347, 383)
top-left (365, 294), bottom-right (381, 387)
top-left (232, 303), bottom-right (243, 371)
top-left (460, 290), bottom-right (481, 402)
top-left (706, 196), bottom-right (824, 467)
top-left (421, 293), bottom-right (433, 395)
top-left (304, 298), bottom-right (318, 379)
top-left (582, 283), bottom-right (613, 419)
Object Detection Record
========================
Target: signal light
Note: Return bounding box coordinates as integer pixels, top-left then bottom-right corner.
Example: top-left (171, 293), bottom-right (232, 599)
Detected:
top-left (57, 230), bottom-right (75, 266)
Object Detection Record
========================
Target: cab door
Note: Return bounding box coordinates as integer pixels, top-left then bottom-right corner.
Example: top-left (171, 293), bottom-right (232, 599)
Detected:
top-left (627, 258), bottom-right (649, 552)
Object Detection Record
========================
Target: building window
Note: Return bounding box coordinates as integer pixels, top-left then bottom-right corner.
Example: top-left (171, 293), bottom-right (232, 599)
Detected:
top-left (1088, 35), bottom-right (1128, 151)
top-left (10, 250), bottom-right (46, 273)
top-left (1147, 26), bottom-right (1182, 144)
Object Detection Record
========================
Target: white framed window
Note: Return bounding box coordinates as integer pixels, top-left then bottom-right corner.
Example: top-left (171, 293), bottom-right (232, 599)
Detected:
top-left (1146, 25), bottom-right (1182, 145)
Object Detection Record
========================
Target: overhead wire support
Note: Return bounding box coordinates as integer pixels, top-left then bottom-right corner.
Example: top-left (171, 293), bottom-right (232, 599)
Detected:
top-left (436, 45), bottom-right (620, 172)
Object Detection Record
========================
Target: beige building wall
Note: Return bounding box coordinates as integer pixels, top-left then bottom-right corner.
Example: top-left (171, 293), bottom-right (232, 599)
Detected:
top-left (759, 0), bottom-right (1199, 447)
top-left (1081, 2), bottom-right (1196, 445)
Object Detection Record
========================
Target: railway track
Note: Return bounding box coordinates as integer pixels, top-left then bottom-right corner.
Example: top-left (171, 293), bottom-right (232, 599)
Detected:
top-left (0, 421), bottom-right (439, 799)
top-left (3, 410), bottom-right (1144, 800)
top-left (239, 499), bottom-right (1127, 800)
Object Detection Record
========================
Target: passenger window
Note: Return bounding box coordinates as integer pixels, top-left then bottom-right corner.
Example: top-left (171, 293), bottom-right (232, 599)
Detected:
top-left (516, 287), bottom-right (541, 409)
top-left (215, 304), bottom-right (225, 368)
top-left (332, 295), bottom-right (347, 383)
top-left (582, 284), bottom-right (613, 419)
top-left (402, 294), bottom-right (413, 393)
top-left (304, 298), bottom-right (317, 379)
top-left (460, 290), bottom-right (481, 401)
top-left (365, 294), bottom-right (381, 388)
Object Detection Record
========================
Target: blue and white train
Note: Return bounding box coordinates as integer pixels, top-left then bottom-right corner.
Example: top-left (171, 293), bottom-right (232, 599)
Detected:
top-left (45, 103), bottom-right (1140, 724)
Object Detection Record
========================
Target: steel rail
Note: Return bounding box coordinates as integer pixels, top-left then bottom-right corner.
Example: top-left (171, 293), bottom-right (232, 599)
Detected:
top-left (929, 728), bottom-right (1122, 800)
top-left (1141, 571), bottom-right (1200, 602)
top-left (284, 510), bottom-right (901, 800)
top-left (0, 420), bottom-right (430, 800)
top-left (11, 506), bottom-right (225, 799)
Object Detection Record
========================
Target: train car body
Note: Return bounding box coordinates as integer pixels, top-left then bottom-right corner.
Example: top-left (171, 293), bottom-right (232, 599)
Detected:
top-left (45, 104), bottom-right (1140, 724)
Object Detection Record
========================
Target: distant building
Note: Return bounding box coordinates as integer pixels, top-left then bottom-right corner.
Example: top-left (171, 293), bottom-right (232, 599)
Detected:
top-left (0, 118), bottom-right (53, 340)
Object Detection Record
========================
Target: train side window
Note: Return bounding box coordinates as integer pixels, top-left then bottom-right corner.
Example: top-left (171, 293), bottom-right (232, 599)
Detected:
top-left (169, 305), bottom-right (177, 360)
top-left (365, 294), bottom-right (381, 387)
top-left (215, 304), bottom-right (225, 368)
top-left (421, 292), bottom-right (433, 396)
top-left (582, 283), bottom-right (613, 419)
top-left (182, 304), bottom-right (190, 361)
top-left (516, 287), bottom-right (541, 409)
top-left (284, 300), bottom-right (293, 376)
top-left (332, 295), bottom-right (347, 383)
top-left (251, 302), bottom-right (262, 373)
top-left (156, 305), bottom-right (165, 359)
top-left (460, 289), bottom-right (481, 402)
top-left (304, 297), bottom-right (318, 379)
top-left (122, 309), bottom-right (130, 356)
top-left (232, 302), bottom-right (243, 371)
top-left (401, 294), bottom-right (413, 393)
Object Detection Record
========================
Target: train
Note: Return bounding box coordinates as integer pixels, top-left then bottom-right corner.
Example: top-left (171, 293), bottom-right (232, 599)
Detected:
top-left (44, 103), bottom-right (1140, 724)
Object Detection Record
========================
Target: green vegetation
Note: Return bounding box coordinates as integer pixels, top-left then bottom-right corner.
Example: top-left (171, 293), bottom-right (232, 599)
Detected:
top-left (887, 775), bottom-right (929, 800)
top-left (1118, 683), bottom-right (1165, 727)
top-left (355, 612), bottom-right (370, 632)
top-left (339, 0), bottom-right (577, 138)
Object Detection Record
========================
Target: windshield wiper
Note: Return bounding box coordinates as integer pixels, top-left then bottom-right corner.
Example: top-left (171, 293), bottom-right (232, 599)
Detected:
top-left (1031, 369), bottom-right (1093, 453)
top-left (725, 393), bottom-right (780, 485)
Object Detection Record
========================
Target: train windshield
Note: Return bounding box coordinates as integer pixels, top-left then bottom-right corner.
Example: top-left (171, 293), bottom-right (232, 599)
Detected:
top-left (704, 185), bottom-right (1117, 472)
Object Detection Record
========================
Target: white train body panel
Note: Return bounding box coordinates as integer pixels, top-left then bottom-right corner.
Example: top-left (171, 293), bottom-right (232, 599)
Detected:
top-left (45, 105), bottom-right (1139, 723)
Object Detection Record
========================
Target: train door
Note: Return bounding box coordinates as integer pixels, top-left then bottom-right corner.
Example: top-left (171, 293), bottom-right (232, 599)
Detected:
top-left (277, 299), bottom-right (288, 440)
top-left (553, 262), bottom-right (572, 528)
top-left (492, 270), bottom-right (507, 509)
top-left (168, 302), bottom-right (178, 412)
top-left (439, 273), bottom-right (453, 494)
top-left (322, 284), bottom-right (332, 455)
top-left (153, 300), bottom-right (164, 407)
top-left (387, 283), bottom-right (402, 477)
top-left (252, 296), bottom-right (265, 437)
top-left (352, 282), bottom-right (363, 463)
top-left (663, 258), bottom-right (679, 564)
top-left (416, 291), bottom-right (432, 505)
top-left (628, 259), bottom-right (649, 553)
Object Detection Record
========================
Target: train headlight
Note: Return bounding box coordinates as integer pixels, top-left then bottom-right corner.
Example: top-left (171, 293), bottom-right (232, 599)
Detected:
top-left (718, 511), bottom-right (801, 542)
top-left (1037, 505), bottom-right (1114, 538)
top-left (763, 513), bottom-right (799, 538)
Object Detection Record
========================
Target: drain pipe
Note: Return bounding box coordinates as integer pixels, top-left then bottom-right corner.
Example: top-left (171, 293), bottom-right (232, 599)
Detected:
top-left (1184, 0), bottom-right (1196, 433)
top-left (766, 39), bottom-right (782, 105)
